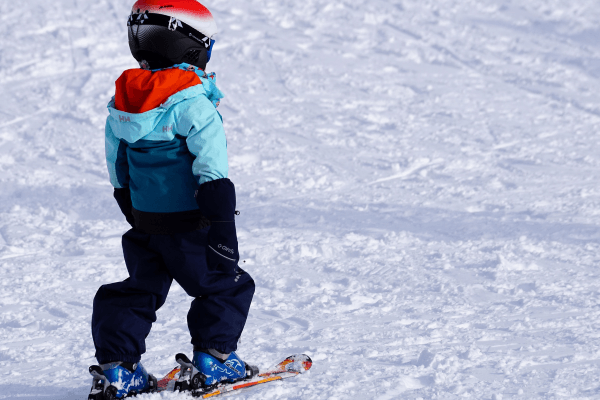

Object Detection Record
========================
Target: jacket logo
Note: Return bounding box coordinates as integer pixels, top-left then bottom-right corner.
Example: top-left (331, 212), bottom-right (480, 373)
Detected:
top-left (119, 116), bottom-right (131, 123)
top-left (168, 17), bottom-right (183, 31)
top-left (162, 125), bottom-right (173, 133)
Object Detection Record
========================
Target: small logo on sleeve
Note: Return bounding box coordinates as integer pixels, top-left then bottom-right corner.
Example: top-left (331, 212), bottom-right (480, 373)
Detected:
top-left (218, 244), bottom-right (235, 254)
top-left (162, 125), bottom-right (174, 133)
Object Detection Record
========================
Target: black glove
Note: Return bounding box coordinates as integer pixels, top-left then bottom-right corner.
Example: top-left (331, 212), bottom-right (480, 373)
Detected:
top-left (114, 188), bottom-right (135, 227)
top-left (195, 178), bottom-right (239, 271)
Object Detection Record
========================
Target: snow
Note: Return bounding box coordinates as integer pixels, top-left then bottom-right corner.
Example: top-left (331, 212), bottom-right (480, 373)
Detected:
top-left (1, 0), bottom-right (600, 398)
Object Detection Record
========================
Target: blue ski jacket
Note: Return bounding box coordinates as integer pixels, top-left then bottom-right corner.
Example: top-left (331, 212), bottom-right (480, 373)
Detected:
top-left (105, 64), bottom-right (228, 234)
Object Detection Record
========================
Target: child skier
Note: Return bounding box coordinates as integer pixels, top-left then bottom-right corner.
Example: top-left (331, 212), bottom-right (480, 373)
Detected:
top-left (88, 1), bottom-right (255, 398)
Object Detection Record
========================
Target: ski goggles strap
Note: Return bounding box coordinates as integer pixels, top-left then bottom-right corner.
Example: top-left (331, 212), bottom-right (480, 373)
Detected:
top-left (128, 11), bottom-right (213, 49)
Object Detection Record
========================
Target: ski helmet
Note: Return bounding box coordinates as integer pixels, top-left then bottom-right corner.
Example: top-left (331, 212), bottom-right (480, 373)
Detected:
top-left (127, 0), bottom-right (218, 70)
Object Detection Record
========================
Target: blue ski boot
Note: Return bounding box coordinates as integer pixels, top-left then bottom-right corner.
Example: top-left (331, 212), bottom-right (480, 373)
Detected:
top-left (174, 350), bottom-right (259, 393)
top-left (88, 361), bottom-right (157, 399)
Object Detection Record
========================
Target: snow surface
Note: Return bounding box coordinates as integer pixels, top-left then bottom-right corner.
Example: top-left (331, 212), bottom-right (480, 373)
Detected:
top-left (1, 0), bottom-right (600, 398)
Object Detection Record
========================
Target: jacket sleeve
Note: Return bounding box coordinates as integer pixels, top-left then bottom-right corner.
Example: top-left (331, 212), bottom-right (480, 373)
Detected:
top-left (183, 97), bottom-right (229, 185)
top-left (105, 119), bottom-right (129, 189)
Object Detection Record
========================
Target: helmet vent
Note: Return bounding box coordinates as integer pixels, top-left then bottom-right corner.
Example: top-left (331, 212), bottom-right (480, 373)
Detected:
top-left (184, 50), bottom-right (202, 64)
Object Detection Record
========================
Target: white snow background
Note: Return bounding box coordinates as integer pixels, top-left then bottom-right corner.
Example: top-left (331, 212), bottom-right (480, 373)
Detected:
top-left (1, 0), bottom-right (600, 398)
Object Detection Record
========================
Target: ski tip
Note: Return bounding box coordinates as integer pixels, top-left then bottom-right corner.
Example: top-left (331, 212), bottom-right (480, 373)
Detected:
top-left (280, 354), bottom-right (313, 373)
top-left (300, 354), bottom-right (312, 372)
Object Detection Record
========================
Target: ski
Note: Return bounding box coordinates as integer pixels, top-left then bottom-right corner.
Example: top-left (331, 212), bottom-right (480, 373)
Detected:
top-left (157, 365), bottom-right (181, 392)
top-left (156, 354), bottom-right (313, 397)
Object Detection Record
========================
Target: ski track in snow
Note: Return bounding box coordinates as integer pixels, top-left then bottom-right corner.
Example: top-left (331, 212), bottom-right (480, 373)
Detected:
top-left (1, 0), bottom-right (600, 399)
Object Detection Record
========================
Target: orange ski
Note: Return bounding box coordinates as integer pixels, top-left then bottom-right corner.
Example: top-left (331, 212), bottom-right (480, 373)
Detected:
top-left (156, 354), bottom-right (313, 397)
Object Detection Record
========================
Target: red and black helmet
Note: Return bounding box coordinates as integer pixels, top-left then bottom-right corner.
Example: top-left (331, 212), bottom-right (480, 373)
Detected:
top-left (128, 0), bottom-right (218, 70)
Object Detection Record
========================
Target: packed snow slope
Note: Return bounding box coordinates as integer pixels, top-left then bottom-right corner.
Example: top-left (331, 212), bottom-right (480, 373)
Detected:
top-left (1, 0), bottom-right (600, 399)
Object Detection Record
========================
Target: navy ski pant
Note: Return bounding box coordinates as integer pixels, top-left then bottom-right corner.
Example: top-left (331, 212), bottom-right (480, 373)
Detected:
top-left (91, 228), bottom-right (255, 364)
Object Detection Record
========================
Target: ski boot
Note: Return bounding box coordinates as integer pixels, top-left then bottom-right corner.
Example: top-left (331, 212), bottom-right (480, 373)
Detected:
top-left (88, 361), bottom-right (157, 399)
top-left (174, 349), bottom-right (259, 394)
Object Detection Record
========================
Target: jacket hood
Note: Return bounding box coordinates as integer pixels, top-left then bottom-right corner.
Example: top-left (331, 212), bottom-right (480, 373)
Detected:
top-left (107, 66), bottom-right (224, 144)
top-left (115, 68), bottom-right (201, 114)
